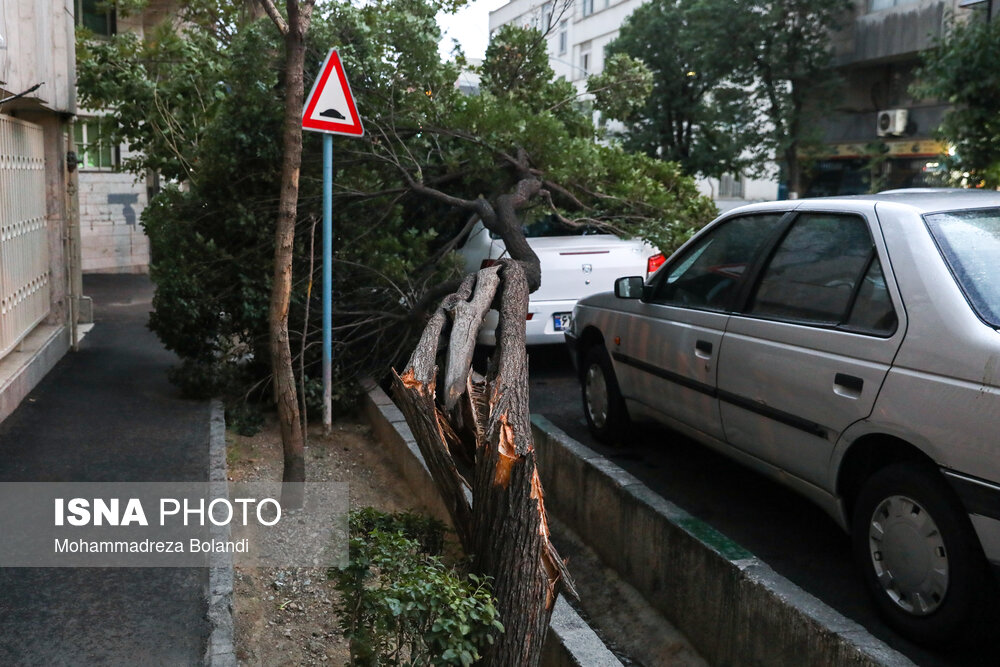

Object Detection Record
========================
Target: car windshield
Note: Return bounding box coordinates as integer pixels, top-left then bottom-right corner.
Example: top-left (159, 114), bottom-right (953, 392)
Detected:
top-left (489, 217), bottom-right (608, 239)
top-left (924, 207), bottom-right (1000, 328)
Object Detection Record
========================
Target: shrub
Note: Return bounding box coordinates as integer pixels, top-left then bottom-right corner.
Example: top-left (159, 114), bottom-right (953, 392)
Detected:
top-left (330, 509), bottom-right (503, 666)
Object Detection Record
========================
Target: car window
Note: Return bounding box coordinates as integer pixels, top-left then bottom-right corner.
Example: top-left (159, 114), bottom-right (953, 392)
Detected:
top-left (749, 213), bottom-right (873, 325)
top-left (845, 258), bottom-right (897, 334)
top-left (924, 208), bottom-right (1000, 328)
top-left (650, 213), bottom-right (784, 310)
top-left (488, 216), bottom-right (607, 239)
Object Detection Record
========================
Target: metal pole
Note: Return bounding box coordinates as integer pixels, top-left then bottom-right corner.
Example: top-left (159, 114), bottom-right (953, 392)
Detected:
top-left (323, 132), bottom-right (333, 432)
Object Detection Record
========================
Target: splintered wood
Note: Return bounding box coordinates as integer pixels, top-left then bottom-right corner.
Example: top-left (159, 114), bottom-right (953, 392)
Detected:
top-left (392, 260), bottom-right (571, 667)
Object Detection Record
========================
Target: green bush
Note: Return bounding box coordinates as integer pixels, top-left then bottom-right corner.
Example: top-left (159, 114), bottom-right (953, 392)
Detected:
top-left (330, 509), bottom-right (502, 666)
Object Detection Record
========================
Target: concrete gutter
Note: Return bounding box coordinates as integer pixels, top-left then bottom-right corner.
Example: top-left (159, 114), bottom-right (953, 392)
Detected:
top-left (204, 400), bottom-right (237, 667)
top-left (362, 380), bottom-right (623, 667)
top-left (531, 415), bottom-right (915, 667)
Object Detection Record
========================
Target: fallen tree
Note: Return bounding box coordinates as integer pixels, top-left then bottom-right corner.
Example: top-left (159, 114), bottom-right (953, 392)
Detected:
top-left (392, 166), bottom-right (573, 664)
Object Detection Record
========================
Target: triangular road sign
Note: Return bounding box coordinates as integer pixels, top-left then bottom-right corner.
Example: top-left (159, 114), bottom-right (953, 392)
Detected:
top-left (302, 49), bottom-right (364, 137)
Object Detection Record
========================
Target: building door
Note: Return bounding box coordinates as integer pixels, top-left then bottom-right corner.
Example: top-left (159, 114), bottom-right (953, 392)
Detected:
top-left (0, 114), bottom-right (49, 360)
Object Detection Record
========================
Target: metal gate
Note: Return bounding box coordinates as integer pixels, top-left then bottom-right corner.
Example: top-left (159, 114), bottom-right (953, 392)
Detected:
top-left (0, 114), bottom-right (49, 361)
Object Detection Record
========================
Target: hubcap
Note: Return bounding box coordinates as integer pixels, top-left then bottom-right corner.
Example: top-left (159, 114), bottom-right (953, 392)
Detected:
top-left (584, 363), bottom-right (609, 429)
top-left (867, 495), bottom-right (949, 616)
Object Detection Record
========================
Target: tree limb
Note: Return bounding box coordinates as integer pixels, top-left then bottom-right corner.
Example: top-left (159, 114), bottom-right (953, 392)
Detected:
top-left (258, 0), bottom-right (289, 35)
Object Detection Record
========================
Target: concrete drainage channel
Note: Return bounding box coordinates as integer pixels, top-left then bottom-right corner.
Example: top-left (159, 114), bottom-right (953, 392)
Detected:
top-left (364, 382), bottom-right (917, 667)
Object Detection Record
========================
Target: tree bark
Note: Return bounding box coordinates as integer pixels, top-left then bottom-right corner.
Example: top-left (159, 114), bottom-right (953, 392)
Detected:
top-left (264, 0), bottom-right (314, 505)
top-left (471, 261), bottom-right (563, 666)
top-left (392, 170), bottom-right (573, 666)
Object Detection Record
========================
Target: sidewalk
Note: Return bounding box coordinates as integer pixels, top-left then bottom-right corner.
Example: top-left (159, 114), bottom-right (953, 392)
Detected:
top-left (0, 275), bottom-right (212, 665)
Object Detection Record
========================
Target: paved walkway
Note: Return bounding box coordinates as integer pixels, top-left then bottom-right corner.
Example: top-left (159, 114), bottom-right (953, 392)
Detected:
top-left (0, 275), bottom-right (211, 666)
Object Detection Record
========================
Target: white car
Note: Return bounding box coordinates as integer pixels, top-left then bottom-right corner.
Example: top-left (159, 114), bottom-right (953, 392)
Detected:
top-left (459, 217), bottom-right (663, 345)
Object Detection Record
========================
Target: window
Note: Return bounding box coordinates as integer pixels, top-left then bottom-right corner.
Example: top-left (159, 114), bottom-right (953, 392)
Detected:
top-left (74, 117), bottom-right (118, 170)
top-left (76, 0), bottom-right (115, 36)
top-left (558, 21), bottom-right (568, 54)
top-left (844, 258), bottom-right (897, 334)
top-left (541, 2), bottom-right (554, 31)
top-left (869, 0), bottom-right (918, 11)
top-left (749, 214), bottom-right (876, 325)
top-left (651, 214), bottom-right (784, 310)
top-left (925, 208), bottom-right (1000, 328)
top-left (580, 52), bottom-right (590, 76)
top-left (581, 0), bottom-right (594, 17)
top-left (718, 173), bottom-right (744, 199)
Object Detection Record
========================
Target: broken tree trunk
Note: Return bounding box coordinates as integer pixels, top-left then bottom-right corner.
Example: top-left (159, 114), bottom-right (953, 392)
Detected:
top-left (392, 258), bottom-right (572, 666)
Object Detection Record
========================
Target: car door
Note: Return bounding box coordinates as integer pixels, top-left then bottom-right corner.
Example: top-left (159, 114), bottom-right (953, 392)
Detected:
top-left (717, 210), bottom-right (904, 490)
top-left (611, 213), bottom-right (786, 441)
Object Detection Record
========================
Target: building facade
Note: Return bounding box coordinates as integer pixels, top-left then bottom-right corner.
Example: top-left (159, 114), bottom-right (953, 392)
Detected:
top-left (74, 2), bottom-right (176, 274)
top-left (0, 0), bottom-right (81, 420)
top-left (487, 0), bottom-right (779, 212)
top-left (807, 0), bottom-right (999, 195)
top-left (489, 0), bottom-right (999, 201)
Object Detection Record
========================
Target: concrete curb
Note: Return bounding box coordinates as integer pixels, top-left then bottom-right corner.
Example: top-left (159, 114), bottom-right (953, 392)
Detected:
top-left (530, 414), bottom-right (915, 667)
top-left (361, 380), bottom-right (623, 667)
top-left (204, 400), bottom-right (237, 667)
top-left (0, 324), bottom-right (70, 424)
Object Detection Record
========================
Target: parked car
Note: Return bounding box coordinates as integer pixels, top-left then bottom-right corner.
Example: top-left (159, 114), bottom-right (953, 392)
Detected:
top-left (459, 217), bottom-right (663, 345)
top-left (566, 189), bottom-right (1000, 645)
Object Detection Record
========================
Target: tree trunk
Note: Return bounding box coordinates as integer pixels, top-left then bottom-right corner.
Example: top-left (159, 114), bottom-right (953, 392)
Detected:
top-left (266, 0), bottom-right (314, 506)
top-left (392, 172), bottom-right (572, 666)
top-left (471, 262), bottom-right (560, 666)
top-left (785, 144), bottom-right (800, 198)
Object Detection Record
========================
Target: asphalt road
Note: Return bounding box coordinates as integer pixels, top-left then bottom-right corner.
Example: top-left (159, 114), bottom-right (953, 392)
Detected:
top-left (526, 344), bottom-right (999, 667)
top-left (0, 275), bottom-right (211, 666)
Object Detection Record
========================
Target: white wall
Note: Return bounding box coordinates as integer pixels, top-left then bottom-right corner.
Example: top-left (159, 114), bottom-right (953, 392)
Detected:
top-left (78, 160), bottom-right (150, 274)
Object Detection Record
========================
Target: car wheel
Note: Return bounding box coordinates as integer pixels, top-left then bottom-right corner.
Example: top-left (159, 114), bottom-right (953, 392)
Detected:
top-left (581, 346), bottom-right (629, 445)
top-left (851, 462), bottom-right (992, 645)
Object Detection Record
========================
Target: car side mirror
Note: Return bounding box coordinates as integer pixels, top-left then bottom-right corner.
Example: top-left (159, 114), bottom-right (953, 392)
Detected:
top-left (615, 276), bottom-right (645, 299)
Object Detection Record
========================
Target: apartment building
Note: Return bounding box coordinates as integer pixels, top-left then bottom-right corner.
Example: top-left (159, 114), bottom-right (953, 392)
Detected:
top-left (808, 0), bottom-right (998, 195)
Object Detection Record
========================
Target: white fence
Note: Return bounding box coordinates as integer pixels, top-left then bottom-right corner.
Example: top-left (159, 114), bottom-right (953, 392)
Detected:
top-left (0, 114), bottom-right (50, 361)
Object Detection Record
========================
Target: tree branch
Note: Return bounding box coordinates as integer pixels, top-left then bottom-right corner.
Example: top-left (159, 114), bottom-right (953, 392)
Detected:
top-left (258, 0), bottom-right (288, 35)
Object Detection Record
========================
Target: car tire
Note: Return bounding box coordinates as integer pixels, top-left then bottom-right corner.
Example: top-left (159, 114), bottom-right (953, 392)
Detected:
top-left (851, 462), bottom-right (993, 646)
top-left (581, 345), bottom-right (629, 445)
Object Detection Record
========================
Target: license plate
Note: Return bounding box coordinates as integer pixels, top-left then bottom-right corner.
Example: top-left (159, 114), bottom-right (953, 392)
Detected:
top-left (553, 312), bottom-right (572, 332)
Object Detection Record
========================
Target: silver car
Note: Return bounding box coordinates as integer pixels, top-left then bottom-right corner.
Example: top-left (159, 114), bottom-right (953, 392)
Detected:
top-left (566, 190), bottom-right (1000, 645)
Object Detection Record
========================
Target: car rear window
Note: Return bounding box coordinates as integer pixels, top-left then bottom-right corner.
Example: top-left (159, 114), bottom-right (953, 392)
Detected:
top-left (489, 217), bottom-right (609, 239)
top-left (924, 208), bottom-right (1000, 328)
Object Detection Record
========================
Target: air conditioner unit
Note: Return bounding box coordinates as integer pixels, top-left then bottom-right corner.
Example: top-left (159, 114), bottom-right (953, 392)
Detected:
top-left (876, 109), bottom-right (908, 137)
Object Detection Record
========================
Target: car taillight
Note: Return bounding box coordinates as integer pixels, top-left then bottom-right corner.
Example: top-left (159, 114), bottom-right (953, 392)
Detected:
top-left (646, 253), bottom-right (666, 275)
top-left (480, 259), bottom-right (499, 269)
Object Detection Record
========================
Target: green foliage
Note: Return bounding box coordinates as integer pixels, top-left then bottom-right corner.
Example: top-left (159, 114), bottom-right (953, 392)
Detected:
top-left (602, 0), bottom-right (752, 178)
top-left (914, 14), bottom-right (1000, 188)
top-left (480, 25), bottom-right (577, 123)
top-left (605, 0), bottom-right (849, 187)
top-left (76, 1), bottom-right (240, 181)
top-left (77, 0), bottom-right (714, 424)
top-left (587, 53), bottom-right (653, 126)
top-left (726, 0), bottom-right (850, 162)
top-left (331, 509), bottom-right (501, 666)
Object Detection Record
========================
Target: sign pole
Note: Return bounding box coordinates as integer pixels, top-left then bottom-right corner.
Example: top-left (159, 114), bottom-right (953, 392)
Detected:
top-left (323, 132), bottom-right (333, 433)
top-left (302, 47), bottom-right (363, 434)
